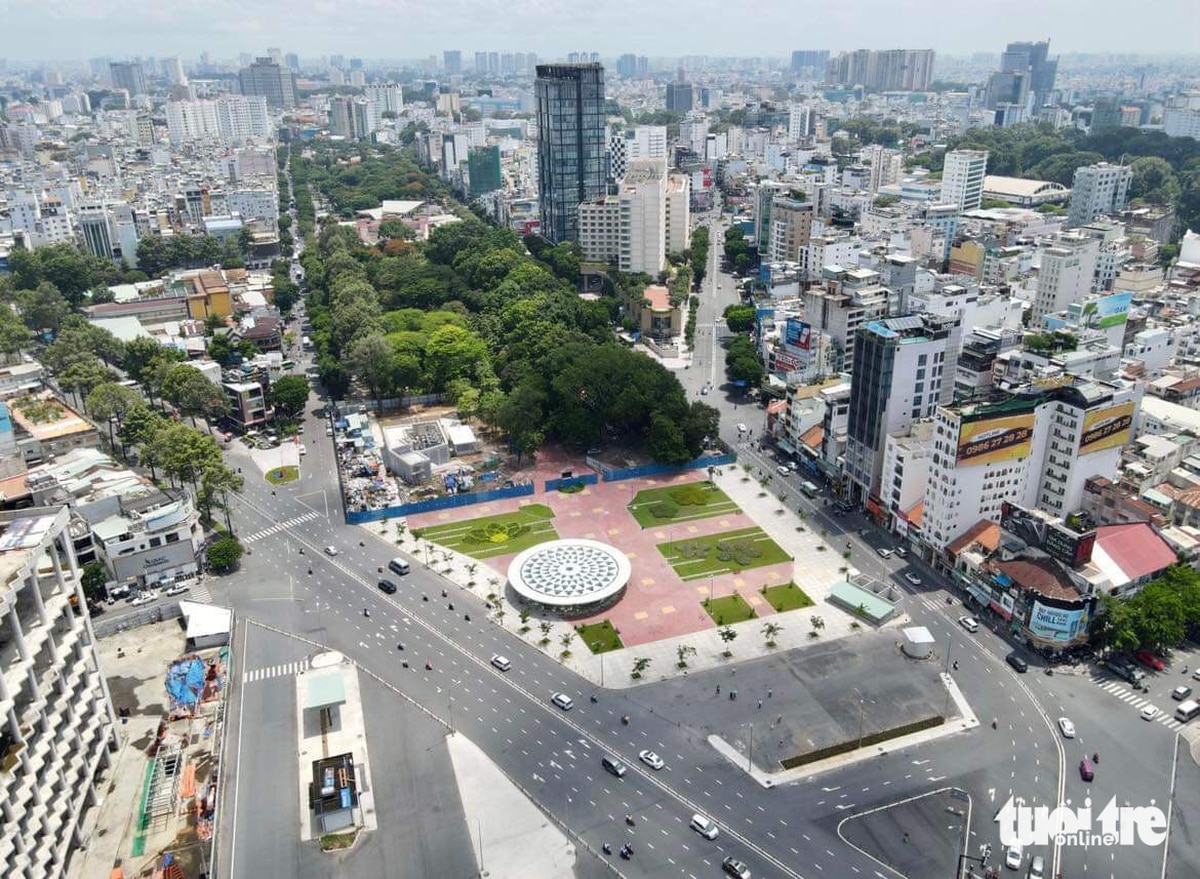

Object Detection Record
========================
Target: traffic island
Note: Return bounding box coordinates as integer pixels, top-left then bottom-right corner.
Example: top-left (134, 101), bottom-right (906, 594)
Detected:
top-left (838, 788), bottom-right (972, 879)
top-left (266, 465), bottom-right (300, 485)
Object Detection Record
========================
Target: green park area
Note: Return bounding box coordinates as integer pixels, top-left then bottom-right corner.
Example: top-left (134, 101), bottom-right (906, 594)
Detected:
top-left (657, 526), bottom-right (791, 581)
top-left (701, 593), bottom-right (757, 625)
top-left (761, 581), bottom-right (815, 612)
top-left (412, 504), bottom-right (557, 559)
top-left (576, 620), bottom-right (624, 654)
top-left (627, 480), bottom-right (740, 528)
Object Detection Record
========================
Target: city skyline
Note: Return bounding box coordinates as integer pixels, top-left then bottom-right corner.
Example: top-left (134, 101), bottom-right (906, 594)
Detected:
top-left (3, 0), bottom-right (1200, 62)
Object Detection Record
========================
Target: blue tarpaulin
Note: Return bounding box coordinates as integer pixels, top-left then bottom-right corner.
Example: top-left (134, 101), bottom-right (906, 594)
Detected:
top-left (166, 657), bottom-right (206, 710)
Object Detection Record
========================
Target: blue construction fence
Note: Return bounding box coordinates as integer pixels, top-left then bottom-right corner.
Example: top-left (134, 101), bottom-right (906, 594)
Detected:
top-left (544, 474), bottom-right (599, 492)
top-left (345, 483), bottom-right (535, 524)
top-left (585, 452), bottom-right (737, 483)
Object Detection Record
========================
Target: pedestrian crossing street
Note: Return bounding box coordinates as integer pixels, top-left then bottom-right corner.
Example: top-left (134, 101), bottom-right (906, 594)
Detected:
top-left (243, 511), bottom-right (321, 543)
top-left (1090, 673), bottom-right (1183, 730)
top-left (243, 658), bottom-right (310, 684)
top-left (183, 582), bottom-right (212, 604)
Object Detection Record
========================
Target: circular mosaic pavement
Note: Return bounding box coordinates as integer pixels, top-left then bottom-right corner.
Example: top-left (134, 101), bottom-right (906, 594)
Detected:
top-left (507, 539), bottom-right (632, 608)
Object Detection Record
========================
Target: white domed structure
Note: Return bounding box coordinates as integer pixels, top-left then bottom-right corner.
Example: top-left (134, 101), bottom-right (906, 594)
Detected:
top-left (507, 538), bottom-right (631, 614)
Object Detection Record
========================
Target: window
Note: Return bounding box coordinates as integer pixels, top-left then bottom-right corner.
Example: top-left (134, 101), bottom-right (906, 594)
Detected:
top-left (149, 536), bottom-right (162, 548)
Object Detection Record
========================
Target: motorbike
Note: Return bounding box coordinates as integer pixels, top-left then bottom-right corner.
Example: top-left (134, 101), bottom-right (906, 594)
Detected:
top-left (625, 814), bottom-right (635, 826)
top-left (602, 842), bottom-right (612, 855)
top-left (622, 715), bottom-right (630, 725)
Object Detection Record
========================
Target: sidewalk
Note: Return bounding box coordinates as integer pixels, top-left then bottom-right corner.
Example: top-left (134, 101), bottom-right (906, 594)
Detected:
top-left (446, 733), bottom-right (575, 879)
top-left (358, 464), bottom-right (911, 689)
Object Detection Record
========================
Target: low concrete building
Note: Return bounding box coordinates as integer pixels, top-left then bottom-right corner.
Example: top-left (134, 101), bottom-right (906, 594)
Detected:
top-left (7, 394), bottom-right (100, 466)
top-left (90, 490), bottom-right (203, 589)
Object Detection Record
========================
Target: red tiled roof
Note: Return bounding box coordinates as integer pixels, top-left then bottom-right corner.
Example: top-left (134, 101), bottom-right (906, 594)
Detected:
top-left (1094, 523), bottom-right (1177, 581)
top-left (990, 557), bottom-right (1078, 601)
top-left (799, 425), bottom-right (824, 451)
top-left (947, 519), bottom-right (1001, 556)
top-left (902, 500), bottom-right (923, 527)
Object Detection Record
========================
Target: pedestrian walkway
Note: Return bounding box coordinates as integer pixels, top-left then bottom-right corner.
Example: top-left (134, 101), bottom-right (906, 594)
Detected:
top-left (243, 511), bottom-right (321, 543)
top-left (1088, 672), bottom-right (1183, 730)
top-left (243, 658), bottom-right (310, 684)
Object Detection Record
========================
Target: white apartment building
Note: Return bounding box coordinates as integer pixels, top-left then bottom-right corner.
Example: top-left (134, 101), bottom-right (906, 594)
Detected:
top-left (1031, 233), bottom-right (1100, 322)
top-left (665, 172), bottom-right (691, 256)
top-left (0, 506), bottom-right (119, 879)
top-left (363, 82), bottom-right (405, 115)
top-left (941, 150), bottom-right (989, 212)
top-left (880, 420), bottom-right (936, 536)
top-left (767, 197), bottom-right (815, 264)
top-left (578, 159), bottom-right (670, 275)
top-left (859, 145), bottom-right (903, 192)
top-left (1164, 107), bottom-right (1200, 140)
top-left (90, 490), bottom-right (203, 588)
top-left (921, 381), bottom-right (1140, 551)
top-left (165, 95), bottom-right (272, 145)
top-left (1066, 162), bottom-right (1132, 228)
top-left (787, 104), bottom-right (812, 142)
top-left (801, 267), bottom-right (891, 373)
top-left (631, 125), bottom-right (668, 160)
top-left (800, 234), bottom-right (862, 281)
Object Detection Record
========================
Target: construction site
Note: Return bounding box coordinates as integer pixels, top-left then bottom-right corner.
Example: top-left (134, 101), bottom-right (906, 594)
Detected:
top-left (67, 616), bottom-right (231, 879)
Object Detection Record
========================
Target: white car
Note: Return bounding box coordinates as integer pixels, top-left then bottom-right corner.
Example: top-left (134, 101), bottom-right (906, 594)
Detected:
top-left (1141, 705), bottom-right (1159, 721)
top-left (736, 423), bottom-right (748, 433)
top-left (904, 572), bottom-right (922, 585)
top-left (163, 582), bottom-right (190, 597)
top-left (551, 692), bottom-right (574, 711)
top-left (325, 427), bottom-right (334, 436)
top-left (1005, 842), bottom-right (1024, 870)
top-left (1058, 717), bottom-right (1075, 738)
top-left (958, 616), bottom-right (979, 633)
top-left (776, 466), bottom-right (790, 477)
top-left (689, 813), bottom-right (720, 839)
top-left (131, 591), bottom-right (158, 607)
top-left (490, 655), bottom-right (511, 672)
top-left (299, 444), bottom-right (307, 456)
top-left (876, 548), bottom-right (893, 559)
top-left (324, 546), bottom-right (339, 557)
top-left (638, 749), bottom-right (665, 770)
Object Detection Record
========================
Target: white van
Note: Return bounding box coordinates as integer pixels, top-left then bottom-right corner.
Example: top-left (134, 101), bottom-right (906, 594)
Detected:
top-left (388, 558), bottom-right (411, 576)
top-left (1175, 700), bottom-right (1200, 723)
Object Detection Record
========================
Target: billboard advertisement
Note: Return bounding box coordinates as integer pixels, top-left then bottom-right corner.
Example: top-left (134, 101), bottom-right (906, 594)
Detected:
top-left (785, 318), bottom-right (813, 351)
top-left (956, 411), bottom-right (1035, 466)
top-left (1000, 502), bottom-right (1097, 567)
top-left (1075, 291), bottom-right (1133, 330)
top-left (1029, 601), bottom-right (1087, 643)
top-left (1079, 401), bottom-right (1135, 456)
top-left (774, 351), bottom-right (801, 372)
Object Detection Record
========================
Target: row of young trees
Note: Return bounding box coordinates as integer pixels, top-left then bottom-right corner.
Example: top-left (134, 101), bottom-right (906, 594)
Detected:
top-left (297, 144), bottom-right (721, 465)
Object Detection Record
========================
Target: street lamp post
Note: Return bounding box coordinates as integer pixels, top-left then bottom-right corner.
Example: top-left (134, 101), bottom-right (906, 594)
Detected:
top-left (742, 722), bottom-right (754, 772)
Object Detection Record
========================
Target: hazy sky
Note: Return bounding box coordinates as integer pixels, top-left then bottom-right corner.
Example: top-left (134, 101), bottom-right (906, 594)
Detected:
top-left (4, 0), bottom-right (1200, 61)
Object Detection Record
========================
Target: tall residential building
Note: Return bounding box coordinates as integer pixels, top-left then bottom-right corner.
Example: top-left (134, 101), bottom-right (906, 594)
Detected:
top-left (767, 196), bottom-right (815, 263)
top-left (535, 63), bottom-right (606, 244)
top-left (665, 82), bottom-right (694, 112)
top-left (239, 57), bottom-right (297, 108)
top-left (364, 82), bottom-right (404, 115)
top-left (843, 314), bottom-right (954, 502)
top-left (825, 49), bottom-right (935, 91)
top-left (1066, 162), bottom-right (1133, 228)
top-left (941, 150), bottom-right (989, 212)
top-left (1163, 94), bottom-right (1200, 140)
top-left (165, 96), bottom-right (271, 144)
top-left (443, 50), bottom-right (463, 75)
top-left (921, 381), bottom-right (1139, 550)
top-left (164, 56), bottom-right (187, 86)
top-left (616, 54), bottom-right (639, 78)
top-left (787, 104), bottom-right (813, 141)
top-left (665, 172), bottom-right (691, 256)
top-left (285, 52), bottom-right (299, 72)
top-left (578, 158), bottom-right (667, 275)
top-left (790, 50), bottom-right (830, 78)
top-left (109, 61), bottom-right (147, 97)
top-left (468, 146), bottom-right (503, 197)
top-left (1032, 233), bottom-right (1100, 322)
top-left (999, 40), bottom-right (1057, 107)
top-left (0, 506), bottom-right (120, 879)
top-left (79, 205), bottom-right (117, 261)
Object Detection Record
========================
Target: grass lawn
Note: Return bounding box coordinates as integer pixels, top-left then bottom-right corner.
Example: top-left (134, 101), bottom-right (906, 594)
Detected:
top-left (627, 480), bottom-right (741, 528)
top-left (265, 465), bottom-right (299, 485)
top-left (319, 830), bottom-right (358, 851)
top-left (576, 620), bottom-right (624, 654)
top-left (761, 581), bottom-right (815, 612)
top-left (657, 526), bottom-right (791, 581)
top-left (702, 593), bottom-right (757, 625)
top-left (412, 506), bottom-right (559, 559)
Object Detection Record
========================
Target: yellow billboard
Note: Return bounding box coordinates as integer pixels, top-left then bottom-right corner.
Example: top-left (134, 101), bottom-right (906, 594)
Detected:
top-left (956, 412), bottom-right (1036, 466)
top-left (1080, 401), bottom-right (1135, 456)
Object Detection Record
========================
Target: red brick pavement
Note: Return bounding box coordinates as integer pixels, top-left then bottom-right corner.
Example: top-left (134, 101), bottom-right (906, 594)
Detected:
top-left (408, 454), bottom-right (794, 647)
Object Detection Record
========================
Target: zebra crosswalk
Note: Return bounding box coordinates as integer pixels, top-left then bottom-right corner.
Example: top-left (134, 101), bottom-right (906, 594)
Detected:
top-left (242, 658), bottom-right (310, 684)
top-left (1089, 674), bottom-right (1183, 730)
top-left (243, 511), bottom-right (322, 543)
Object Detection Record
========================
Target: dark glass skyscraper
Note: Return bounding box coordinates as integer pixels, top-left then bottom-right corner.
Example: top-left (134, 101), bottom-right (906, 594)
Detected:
top-left (535, 63), bottom-right (606, 244)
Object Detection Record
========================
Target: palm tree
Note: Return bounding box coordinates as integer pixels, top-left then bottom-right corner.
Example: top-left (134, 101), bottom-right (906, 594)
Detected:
top-left (762, 621), bottom-right (782, 648)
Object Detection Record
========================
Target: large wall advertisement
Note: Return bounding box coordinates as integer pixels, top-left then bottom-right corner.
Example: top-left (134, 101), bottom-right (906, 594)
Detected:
top-left (784, 318), bottom-right (813, 351)
top-left (1079, 401), bottom-right (1135, 456)
top-left (1000, 501), bottom-right (1097, 567)
top-left (956, 410), bottom-right (1035, 466)
top-left (1029, 601), bottom-right (1087, 643)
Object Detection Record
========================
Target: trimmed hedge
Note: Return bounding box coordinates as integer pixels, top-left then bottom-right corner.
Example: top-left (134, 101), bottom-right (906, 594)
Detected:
top-left (779, 714), bottom-right (944, 769)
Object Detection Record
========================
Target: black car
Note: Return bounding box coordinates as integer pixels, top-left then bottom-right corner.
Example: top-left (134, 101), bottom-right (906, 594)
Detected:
top-left (1005, 653), bottom-right (1029, 673)
top-left (377, 579), bottom-right (398, 594)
